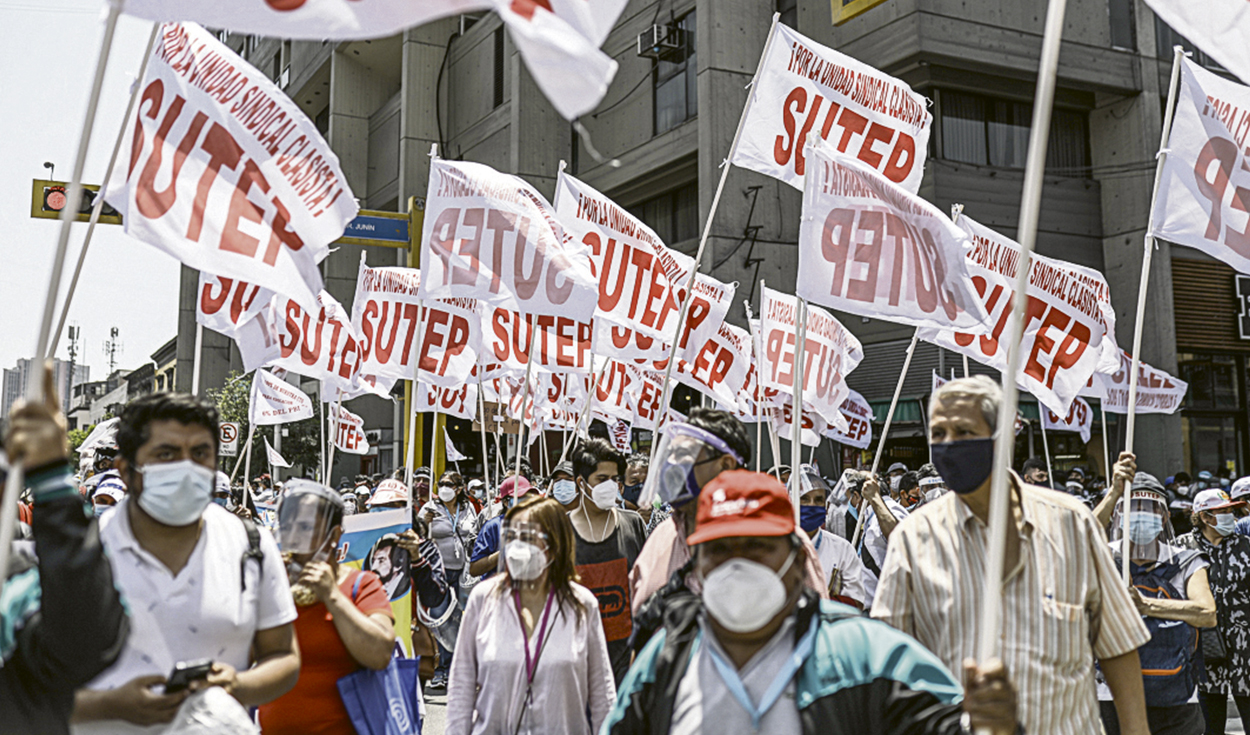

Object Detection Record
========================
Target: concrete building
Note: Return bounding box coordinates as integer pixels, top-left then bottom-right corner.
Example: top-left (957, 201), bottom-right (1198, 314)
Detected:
top-left (2, 357), bottom-right (90, 423)
top-left (180, 0), bottom-right (1239, 481)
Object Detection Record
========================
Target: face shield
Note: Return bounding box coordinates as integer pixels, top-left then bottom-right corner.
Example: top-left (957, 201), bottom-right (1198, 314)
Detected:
top-left (276, 480), bottom-right (342, 560)
top-left (1109, 490), bottom-right (1176, 564)
top-left (919, 475), bottom-right (946, 502)
top-left (639, 422), bottom-right (745, 509)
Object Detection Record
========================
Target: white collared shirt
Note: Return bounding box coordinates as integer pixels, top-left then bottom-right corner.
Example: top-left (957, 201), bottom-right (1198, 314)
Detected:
top-left (74, 498), bottom-right (296, 735)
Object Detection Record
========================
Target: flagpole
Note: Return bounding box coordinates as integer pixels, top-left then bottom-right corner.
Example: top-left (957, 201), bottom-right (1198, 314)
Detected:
top-left (317, 385), bottom-right (325, 483)
top-left (558, 356), bottom-right (601, 467)
top-left (745, 299), bottom-right (764, 472)
top-left (477, 373), bottom-right (490, 484)
top-left (243, 425), bottom-right (255, 491)
top-left (1121, 45), bottom-right (1184, 583)
top-left (976, 0), bottom-right (1070, 685)
top-left (191, 323), bottom-right (204, 395)
top-left (789, 298), bottom-right (808, 517)
top-left (0, 0), bottom-right (125, 599)
top-left (404, 303), bottom-right (426, 487)
top-left (230, 423), bottom-right (255, 484)
top-left (851, 328), bottom-right (918, 548)
top-left (514, 324), bottom-right (541, 479)
top-left (648, 12), bottom-right (781, 462)
top-left (1040, 415), bottom-right (1054, 487)
top-left (48, 22), bottom-right (160, 358)
top-left (1100, 401), bottom-right (1112, 487)
top-left (327, 391), bottom-right (343, 483)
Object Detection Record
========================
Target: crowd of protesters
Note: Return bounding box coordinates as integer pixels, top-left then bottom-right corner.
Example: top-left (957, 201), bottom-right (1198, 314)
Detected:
top-left (9, 370), bottom-right (1250, 734)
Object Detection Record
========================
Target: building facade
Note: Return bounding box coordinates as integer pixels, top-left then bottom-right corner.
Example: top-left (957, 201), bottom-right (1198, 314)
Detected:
top-left (178, 0), bottom-right (1239, 481)
top-left (2, 357), bottom-right (90, 423)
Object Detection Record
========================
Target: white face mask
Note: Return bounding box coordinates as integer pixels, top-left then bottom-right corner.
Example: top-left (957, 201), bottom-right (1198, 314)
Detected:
top-left (438, 485), bottom-right (457, 503)
top-left (588, 479), bottom-right (619, 510)
top-left (890, 476), bottom-right (902, 492)
top-left (701, 548), bottom-right (797, 633)
top-left (137, 460), bottom-right (215, 527)
top-left (505, 540), bottom-right (550, 581)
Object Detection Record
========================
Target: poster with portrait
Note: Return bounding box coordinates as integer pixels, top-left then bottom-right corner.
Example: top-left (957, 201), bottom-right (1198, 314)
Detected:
top-left (338, 508), bottom-right (414, 655)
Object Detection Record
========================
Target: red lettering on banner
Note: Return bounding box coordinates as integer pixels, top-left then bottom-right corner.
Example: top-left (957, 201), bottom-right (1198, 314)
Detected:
top-left (818, 207), bottom-right (956, 316)
top-left (1021, 297), bottom-right (1091, 390)
top-left (771, 85), bottom-right (915, 183)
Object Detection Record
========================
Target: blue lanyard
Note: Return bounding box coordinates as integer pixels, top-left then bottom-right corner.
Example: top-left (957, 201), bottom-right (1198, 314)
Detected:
top-left (813, 531), bottom-right (823, 550)
top-left (700, 614), bottom-right (818, 731)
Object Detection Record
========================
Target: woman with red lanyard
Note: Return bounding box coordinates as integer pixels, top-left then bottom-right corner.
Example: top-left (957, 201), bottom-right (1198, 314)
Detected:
top-left (260, 480), bottom-right (397, 735)
top-left (446, 495), bottom-right (615, 735)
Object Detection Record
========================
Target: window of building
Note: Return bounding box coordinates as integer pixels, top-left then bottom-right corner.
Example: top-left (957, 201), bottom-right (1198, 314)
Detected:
top-left (630, 181), bottom-right (699, 246)
top-left (654, 12), bottom-right (697, 135)
top-left (936, 89), bottom-right (1090, 175)
top-left (1108, 0), bottom-right (1135, 50)
top-left (494, 27), bottom-right (505, 108)
top-left (1178, 352), bottom-right (1245, 475)
top-left (1155, 18), bottom-right (1224, 70)
top-left (778, 0), bottom-right (797, 28)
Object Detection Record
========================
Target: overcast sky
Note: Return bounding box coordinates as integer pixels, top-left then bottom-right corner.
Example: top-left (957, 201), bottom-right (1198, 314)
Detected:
top-left (1, 1), bottom-right (180, 382)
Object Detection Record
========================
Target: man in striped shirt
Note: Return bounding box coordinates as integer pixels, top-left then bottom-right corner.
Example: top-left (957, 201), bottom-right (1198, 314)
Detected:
top-left (873, 376), bottom-right (1152, 735)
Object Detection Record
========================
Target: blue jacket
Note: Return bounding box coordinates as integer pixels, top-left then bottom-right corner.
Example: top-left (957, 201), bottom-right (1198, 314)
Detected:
top-left (604, 592), bottom-right (972, 735)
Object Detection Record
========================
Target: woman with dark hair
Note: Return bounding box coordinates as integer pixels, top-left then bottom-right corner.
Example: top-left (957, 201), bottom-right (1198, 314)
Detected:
top-left (419, 470), bottom-right (480, 689)
top-left (446, 496), bottom-right (615, 735)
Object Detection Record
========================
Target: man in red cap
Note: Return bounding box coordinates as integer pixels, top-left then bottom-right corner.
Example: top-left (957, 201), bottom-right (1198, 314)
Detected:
top-left (604, 470), bottom-right (1019, 735)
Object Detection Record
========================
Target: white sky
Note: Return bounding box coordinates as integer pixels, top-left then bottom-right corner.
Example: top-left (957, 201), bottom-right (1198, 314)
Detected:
top-left (0, 1), bottom-right (181, 382)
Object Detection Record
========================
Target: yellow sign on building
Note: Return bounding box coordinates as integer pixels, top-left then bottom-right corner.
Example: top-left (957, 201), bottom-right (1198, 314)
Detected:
top-left (832, 0), bottom-right (889, 25)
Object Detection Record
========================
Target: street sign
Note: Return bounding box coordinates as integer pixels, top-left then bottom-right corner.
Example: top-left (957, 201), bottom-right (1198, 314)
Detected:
top-left (472, 402), bottom-right (522, 435)
top-left (335, 210), bottom-right (410, 248)
top-left (832, 0), bottom-right (890, 25)
top-left (220, 422), bottom-right (241, 457)
top-left (30, 179), bottom-right (123, 225)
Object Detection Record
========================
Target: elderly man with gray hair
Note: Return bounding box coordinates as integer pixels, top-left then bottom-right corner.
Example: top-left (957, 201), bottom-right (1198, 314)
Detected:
top-left (872, 375), bottom-right (1154, 735)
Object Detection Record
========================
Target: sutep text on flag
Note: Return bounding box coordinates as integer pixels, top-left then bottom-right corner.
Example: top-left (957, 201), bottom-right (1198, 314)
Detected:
top-left (917, 214), bottom-right (1114, 416)
top-left (731, 22), bottom-right (932, 194)
top-left (329, 403), bottom-right (370, 455)
top-left (1081, 350), bottom-right (1189, 415)
top-left (418, 158), bottom-right (599, 321)
top-left (1042, 396), bottom-right (1093, 445)
top-left (105, 23), bottom-right (356, 313)
top-left (196, 272), bottom-right (279, 370)
top-left (797, 141), bottom-right (988, 332)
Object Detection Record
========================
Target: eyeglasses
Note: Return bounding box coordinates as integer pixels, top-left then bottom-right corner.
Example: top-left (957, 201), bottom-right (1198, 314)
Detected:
top-left (502, 525), bottom-right (550, 546)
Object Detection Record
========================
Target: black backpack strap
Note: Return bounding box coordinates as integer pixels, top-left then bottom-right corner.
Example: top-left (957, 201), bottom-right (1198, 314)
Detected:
top-left (240, 516), bottom-right (265, 592)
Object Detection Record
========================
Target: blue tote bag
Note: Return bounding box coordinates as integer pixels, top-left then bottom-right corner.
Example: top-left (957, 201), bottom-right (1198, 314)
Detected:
top-left (337, 576), bottom-right (422, 735)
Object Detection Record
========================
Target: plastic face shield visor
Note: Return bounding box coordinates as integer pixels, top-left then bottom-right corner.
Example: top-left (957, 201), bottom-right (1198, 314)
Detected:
top-left (639, 422), bottom-right (745, 508)
top-left (1109, 492), bottom-right (1176, 563)
top-left (276, 488), bottom-right (339, 557)
top-left (797, 465), bottom-right (836, 504)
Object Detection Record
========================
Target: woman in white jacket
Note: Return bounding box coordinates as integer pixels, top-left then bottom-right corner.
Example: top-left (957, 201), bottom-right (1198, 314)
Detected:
top-left (446, 495), bottom-right (615, 735)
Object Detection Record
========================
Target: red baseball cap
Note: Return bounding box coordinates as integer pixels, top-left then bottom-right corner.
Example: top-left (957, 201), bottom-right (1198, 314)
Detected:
top-left (498, 476), bottom-right (533, 498)
top-left (687, 470), bottom-right (796, 545)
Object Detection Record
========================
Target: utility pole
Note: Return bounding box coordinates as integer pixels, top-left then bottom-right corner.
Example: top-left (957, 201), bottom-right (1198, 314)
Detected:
top-left (66, 325), bottom-right (80, 416)
top-left (103, 327), bottom-right (121, 376)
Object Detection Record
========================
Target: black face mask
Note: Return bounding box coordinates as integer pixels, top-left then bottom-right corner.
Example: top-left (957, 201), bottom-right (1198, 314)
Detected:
top-left (929, 438), bottom-right (995, 494)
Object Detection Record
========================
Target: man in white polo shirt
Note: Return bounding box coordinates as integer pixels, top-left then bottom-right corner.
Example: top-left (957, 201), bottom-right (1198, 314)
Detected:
top-left (71, 393), bottom-right (300, 733)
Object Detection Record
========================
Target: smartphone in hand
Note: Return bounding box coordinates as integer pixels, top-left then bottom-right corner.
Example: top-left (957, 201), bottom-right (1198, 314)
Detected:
top-left (164, 659), bottom-right (213, 694)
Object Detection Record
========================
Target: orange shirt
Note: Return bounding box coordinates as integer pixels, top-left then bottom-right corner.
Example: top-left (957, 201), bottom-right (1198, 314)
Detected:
top-left (259, 569), bottom-right (393, 735)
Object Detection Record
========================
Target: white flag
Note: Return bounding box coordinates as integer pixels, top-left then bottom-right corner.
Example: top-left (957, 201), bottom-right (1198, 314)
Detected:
top-left (1150, 58), bottom-right (1250, 273)
top-left (120, 1), bottom-right (626, 120)
top-left (1080, 350), bottom-right (1189, 415)
top-left (444, 427), bottom-right (467, 463)
top-left (732, 22), bottom-right (932, 194)
top-left (1041, 397), bottom-right (1093, 445)
top-left (917, 214), bottom-right (1114, 416)
top-left (105, 24), bottom-right (357, 312)
top-left (329, 404), bottom-right (370, 455)
top-left (1142, 0), bottom-right (1250, 85)
top-left (196, 273), bottom-right (279, 371)
top-left (797, 140), bottom-right (988, 332)
top-left (825, 390), bottom-right (873, 450)
top-left (418, 158), bottom-right (599, 321)
top-left (264, 438), bottom-right (291, 468)
top-left (250, 369), bottom-right (314, 425)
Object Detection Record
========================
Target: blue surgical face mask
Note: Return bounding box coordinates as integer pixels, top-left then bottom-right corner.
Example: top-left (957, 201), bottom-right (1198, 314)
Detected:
top-left (929, 438), bottom-right (995, 494)
top-left (552, 479), bottom-right (578, 505)
top-left (1128, 513), bottom-right (1164, 545)
top-left (799, 505), bottom-right (826, 533)
top-left (1214, 513), bottom-right (1237, 536)
top-left (213, 496), bottom-right (230, 508)
top-left (93, 504), bottom-right (110, 518)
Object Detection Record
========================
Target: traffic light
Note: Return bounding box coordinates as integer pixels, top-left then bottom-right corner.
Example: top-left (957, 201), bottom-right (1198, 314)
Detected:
top-left (30, 179), bottom-right (123, 225)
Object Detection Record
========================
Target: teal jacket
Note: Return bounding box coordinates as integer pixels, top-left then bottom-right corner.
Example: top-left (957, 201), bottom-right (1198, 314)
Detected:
top-left (604, 592), bottom-right (976, 735)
